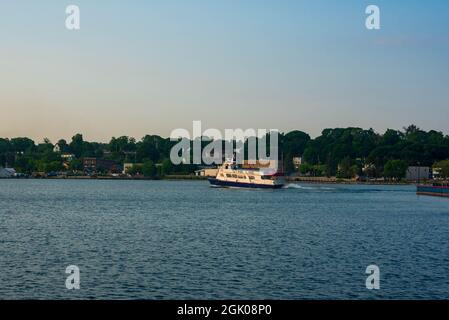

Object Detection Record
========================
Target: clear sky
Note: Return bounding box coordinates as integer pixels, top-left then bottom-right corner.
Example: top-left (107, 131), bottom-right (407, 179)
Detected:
top-left (1, 0), bottom-right (448, 142)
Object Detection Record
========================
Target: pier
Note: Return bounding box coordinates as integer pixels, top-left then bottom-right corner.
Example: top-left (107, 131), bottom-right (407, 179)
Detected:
top-left (417, 184), bottom-right (449, 198)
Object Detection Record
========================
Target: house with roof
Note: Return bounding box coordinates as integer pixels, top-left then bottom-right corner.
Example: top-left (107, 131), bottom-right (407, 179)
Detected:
top-left (0, 167), bottom-right (16, 178)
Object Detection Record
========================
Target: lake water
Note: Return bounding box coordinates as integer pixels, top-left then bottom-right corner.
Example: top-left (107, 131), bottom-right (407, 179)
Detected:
top-left (0, 179), bottom-right (448, 299)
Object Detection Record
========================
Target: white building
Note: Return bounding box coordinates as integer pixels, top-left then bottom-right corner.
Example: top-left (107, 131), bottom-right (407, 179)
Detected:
top-left (406, 166), bottom-right (430, 181)
top-left (123, 163), bottom-right (143, 174)
top-left (61, 153), bottom-right (75, 161)
top-left (0, 167), bottom-right (16, 178)
top-left (433, 167), bottom-right (442, 179)
top-left (292, 157), bottom-right (302, 170)
top-left (362, 163), bottom-right (376, 174)
top-left (195, 168), bottom-right (219, 177)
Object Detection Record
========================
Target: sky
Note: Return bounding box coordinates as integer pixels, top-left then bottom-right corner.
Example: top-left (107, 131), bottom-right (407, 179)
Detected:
top-left (1, 0), bottom-right (448, 142)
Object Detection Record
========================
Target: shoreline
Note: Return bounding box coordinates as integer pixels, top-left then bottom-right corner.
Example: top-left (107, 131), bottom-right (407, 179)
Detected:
top-left (0, 175), bottom-right (418, 185)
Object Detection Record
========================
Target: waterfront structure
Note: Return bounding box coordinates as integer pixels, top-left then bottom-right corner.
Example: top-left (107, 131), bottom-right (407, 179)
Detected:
top-left (0, 167), bottom-right (16, 178)
top-left (240, 160), bottom-right (278, 170)
top-left (83, 158), bottom-right (122, 174)
top-left (406, 166), bottom-right (431, 181)
top-left (292, 157), bottom-right (302, 170)
top-left (123, 163), bottom-right (143, 174)
top-left (61, 153), bottom-right (75, 161)
top-left (194, 168), bottom-right (219, 177)
top-left (417, 184), bottom-right (449, 198)
top-left (432, 167), bottom-right (442, 179)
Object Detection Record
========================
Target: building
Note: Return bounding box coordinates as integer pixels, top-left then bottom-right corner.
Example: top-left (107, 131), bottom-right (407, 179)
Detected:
top-left (433, 167), bottom-right (442, 179)
top-left (0, 167), bottom-right (16, 178)
top-left (241, 160), bottom-right (278, 170)
top-left (406, 166), bottom-right (431, 181)
top-left (292, 157), bottom-right (302, 170)
top-left (61, 153), bottom-right (75, 161)
top-left (83, 158), bottom-right (122, 174)
top-left (102, 149), bottom-right (112, 157)
top-left (362, 163), bottom-right (377, 176)
top-left (194, 168), bottom-right (219, 177)
top-left (123, 163), bottom-right (143, 174)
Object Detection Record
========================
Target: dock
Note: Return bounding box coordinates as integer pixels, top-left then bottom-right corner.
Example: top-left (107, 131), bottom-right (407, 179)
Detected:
top-left (417, 184), bottom-right (449, 198)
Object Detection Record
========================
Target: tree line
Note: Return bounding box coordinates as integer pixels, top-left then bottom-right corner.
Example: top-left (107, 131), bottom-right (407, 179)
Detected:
top-left (1, 125), bottom-right (449, 179)
top-left (281, 125), bottom-right (449, 180)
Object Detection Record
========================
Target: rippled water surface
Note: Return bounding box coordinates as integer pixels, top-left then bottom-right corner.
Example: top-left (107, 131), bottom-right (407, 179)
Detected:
top-left (0, 179), bottom-right (448, 299)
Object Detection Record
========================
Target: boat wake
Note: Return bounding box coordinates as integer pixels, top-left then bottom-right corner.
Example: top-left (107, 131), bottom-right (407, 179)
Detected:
top-left (283, 184), bottom-right (336, 191)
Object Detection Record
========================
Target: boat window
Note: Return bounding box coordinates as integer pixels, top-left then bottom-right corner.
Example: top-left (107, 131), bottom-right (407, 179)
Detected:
top-left (248, 176), bottom-right (255, 179)
top-left (261, 175), bottom-right (272, 180)
top-left (237, 175), bottom-right (244, 179)
top-left (226, 174), bottom-right (232, 178)
top-left (232, 174), bottom-right (238, 178)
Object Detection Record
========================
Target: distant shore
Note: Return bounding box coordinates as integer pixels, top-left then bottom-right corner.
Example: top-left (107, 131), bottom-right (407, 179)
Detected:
top-left (0, 175), bottom-right (420, 185)
top-left (1, 175), bottom-right (206, 181)
top-left (287, 176), bottom-right (414, 185)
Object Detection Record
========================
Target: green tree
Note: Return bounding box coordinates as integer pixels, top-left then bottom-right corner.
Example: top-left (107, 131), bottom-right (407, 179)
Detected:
top-left (299, 163), bottom-right (327, 177)
top-left (56, 139), bottom-right (69, 153)
top-left (383, 160), bottom-right (408, 181)
top-left (128, 164), bottom-right (143, 176)
top-left (337, 157), bottom-right (358, 179)
top-left (160, 159), bottom-right (173, 176)
top-left (299, 163), bottom-right (312, 175)
top-left (69, 158), bottom-right (83, 171)
top-left (0, 138), bottom-right (11, 153)
top-left (70, 134), bottom-right (84, 157)
top-left (137, 135), bottom-right (161, 162)
top-left (11, 137), bottom-right (35, 153)
top-left (280, 131), bottom-right (311, 173)
top-left (142, 160), bottom-right (156, 178)
top-left (13, 155), bottom-right (36, 173)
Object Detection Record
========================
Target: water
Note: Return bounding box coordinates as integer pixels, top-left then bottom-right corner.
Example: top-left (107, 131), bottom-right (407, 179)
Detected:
top-left (0, 179), bottom-right (448, 300)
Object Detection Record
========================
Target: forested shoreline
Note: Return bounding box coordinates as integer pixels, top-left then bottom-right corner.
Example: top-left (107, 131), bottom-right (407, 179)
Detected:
top-left (1, 125), bottom-right (449, 179)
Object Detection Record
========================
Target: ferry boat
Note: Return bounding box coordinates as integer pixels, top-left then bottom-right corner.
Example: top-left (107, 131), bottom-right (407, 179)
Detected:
top-left (417, 183), bottom-right (449, 198)
top-left (208, 160), bottom-right (285, 189)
